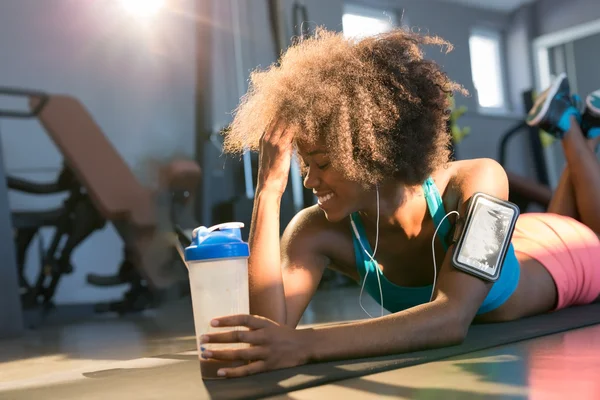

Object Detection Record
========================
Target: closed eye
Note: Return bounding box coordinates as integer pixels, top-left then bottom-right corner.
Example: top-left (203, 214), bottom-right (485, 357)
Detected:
top-left (317, 163), bottom-right (330, 170)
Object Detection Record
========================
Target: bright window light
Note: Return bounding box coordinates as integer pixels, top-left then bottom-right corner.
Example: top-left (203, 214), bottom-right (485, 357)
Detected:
top-left (342, 4), bottom-right (396, 39)
top-left (120, 0), bottom-right (165, 19)
top-left (469, 30), bottom-right (506, 110)
top-left (343, 14), bottom-right (393, 39)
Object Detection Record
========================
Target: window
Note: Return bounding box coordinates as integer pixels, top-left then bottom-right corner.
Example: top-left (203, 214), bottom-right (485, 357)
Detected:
top-left (469, 29), bottom-right (506, 111)
top-left (342, 4), bottom-right (397, 39)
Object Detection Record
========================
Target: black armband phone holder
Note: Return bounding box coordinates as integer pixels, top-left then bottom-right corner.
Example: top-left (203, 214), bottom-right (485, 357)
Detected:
top-left (451, 193), bottom-right (520, 282)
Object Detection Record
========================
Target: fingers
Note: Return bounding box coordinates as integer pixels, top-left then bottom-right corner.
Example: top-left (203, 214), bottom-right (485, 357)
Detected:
top-left (203, 346), bottom-right (266, 362)
top-left (201, 329), bottom-right (266, 345)
top-left (279, 124), bottom-right (296, 147)
top-left (218, 360), bottom-right (267, 378)
top-left (211, 314), bottom-right (273, 330)
top-left (262, 119), bottom-right (285, 142)
top-left (263, 119), bottom-right (294, 146)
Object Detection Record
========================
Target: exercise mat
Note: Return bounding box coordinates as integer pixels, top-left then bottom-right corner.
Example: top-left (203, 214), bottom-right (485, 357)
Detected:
top-left (2, 303), bottom-right (600, 400)
top-left (205, 303), bottom-right (600, 399)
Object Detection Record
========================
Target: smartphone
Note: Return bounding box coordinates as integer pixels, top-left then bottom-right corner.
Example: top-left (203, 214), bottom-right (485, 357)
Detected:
top-left (451, 192), bottom-right (520, 282)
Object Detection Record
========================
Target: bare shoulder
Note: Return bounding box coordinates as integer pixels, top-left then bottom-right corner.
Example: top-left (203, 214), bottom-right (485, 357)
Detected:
top-left (281, 205), bottom-right (353, 269)
top-left (451, 158), bottom-right (507, 187)
top-left (282, 205), bottom-right (335, 247)
top-left (442, 158), bottom-right (509, 203)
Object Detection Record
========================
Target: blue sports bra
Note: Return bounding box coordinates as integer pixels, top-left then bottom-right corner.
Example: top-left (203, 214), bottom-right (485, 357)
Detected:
top-left (350, 176), bottom-right (520, 315)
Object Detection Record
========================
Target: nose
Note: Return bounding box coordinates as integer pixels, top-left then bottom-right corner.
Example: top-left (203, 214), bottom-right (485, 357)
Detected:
top-left (303, 166), bottom-right (320, 190)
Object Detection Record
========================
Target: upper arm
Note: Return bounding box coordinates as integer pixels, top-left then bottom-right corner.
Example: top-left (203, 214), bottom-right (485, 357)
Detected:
top-left (432, 159), bottom-right (510, 326)
top-left (280, 207), bottom-right (331, 328)
top-left (453, 158), bottom-right (509, 206)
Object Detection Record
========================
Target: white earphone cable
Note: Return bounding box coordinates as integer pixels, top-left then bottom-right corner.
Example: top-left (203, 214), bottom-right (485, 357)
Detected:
top-left (430, 210), bottom-right (460, 302)
top-left (352, 185), bottom-right (383, 318)
top-left (352, 187), bottom-right (460, 317)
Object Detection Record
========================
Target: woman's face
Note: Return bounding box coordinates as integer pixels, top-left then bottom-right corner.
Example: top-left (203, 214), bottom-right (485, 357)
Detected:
top-left (296, 140), bottom-right (368, 222)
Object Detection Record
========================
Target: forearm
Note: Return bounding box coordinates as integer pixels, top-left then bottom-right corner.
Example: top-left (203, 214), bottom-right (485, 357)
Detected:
top-left (248, 189), bottom-right (287, 324)
top-left (303, 301), bottom-right (468, 362)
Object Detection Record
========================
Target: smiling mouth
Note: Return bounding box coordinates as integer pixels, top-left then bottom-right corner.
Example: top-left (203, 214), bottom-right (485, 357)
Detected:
top-left (317, 193), bottom-right (335, 205)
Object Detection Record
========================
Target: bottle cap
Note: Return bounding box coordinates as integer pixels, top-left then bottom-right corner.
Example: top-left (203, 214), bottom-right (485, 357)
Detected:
top-left (184, 222), bottom-right (249, 262)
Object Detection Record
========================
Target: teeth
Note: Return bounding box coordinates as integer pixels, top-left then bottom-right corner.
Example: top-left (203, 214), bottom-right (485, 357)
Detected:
top-left (318, 193), bottom-right (334, 204)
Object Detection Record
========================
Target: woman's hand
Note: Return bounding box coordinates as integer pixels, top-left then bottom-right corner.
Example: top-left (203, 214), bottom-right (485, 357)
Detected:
top-left (200, 314), bottom-right (311, 378)
top-left (256, 122), bottom-right (295, 197)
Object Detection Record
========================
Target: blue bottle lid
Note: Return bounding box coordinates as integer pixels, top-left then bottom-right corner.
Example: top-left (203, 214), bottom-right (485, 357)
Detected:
top-left (184, 222), bottom-right (249, 262)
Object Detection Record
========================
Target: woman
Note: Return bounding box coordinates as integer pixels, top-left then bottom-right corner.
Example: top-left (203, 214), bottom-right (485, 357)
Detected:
top-left (199, 28), bottom-right (600, 378)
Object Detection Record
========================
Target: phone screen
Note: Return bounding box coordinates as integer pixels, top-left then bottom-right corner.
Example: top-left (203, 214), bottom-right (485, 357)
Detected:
top-left (456, 197), bottom-right (515, 276)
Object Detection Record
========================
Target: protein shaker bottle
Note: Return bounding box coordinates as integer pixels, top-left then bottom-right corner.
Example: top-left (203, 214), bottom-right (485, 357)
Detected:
top-left (184, 222), bottom-right (250, 379)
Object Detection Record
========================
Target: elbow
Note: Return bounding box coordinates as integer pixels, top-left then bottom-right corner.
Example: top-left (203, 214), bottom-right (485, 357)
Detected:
top-left (440, 305), bottom-right (472, 346)
top-left (439, 319), bottom-right (468, 347)
top-left (446, 321), bottom-right (468, 346)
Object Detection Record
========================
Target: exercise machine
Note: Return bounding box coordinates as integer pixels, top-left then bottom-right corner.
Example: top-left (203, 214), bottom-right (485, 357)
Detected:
top-left (498, 90), bottom-right (552, 211)
top-left (1, 88), bottom-right (201, 315)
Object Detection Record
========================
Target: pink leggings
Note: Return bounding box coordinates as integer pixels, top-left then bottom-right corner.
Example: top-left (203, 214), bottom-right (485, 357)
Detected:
top-left (512, 213), bottom-right (600, 310)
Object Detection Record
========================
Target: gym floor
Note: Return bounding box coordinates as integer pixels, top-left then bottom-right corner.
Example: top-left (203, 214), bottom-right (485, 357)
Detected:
top-left (1, 287), bottom-right (599, 399)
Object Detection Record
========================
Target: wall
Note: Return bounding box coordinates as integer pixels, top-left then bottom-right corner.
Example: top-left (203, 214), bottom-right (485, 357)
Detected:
top-left (0, 0), bottom-right (197, 304)
top-left (533, 0), bottom-right (600, 37)
top-left (527, 0), bottom-right (600, 188)
top-left (573, 32), bottom-right (600, 97)
top-left (506, 5), bottom-right (536, 114)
